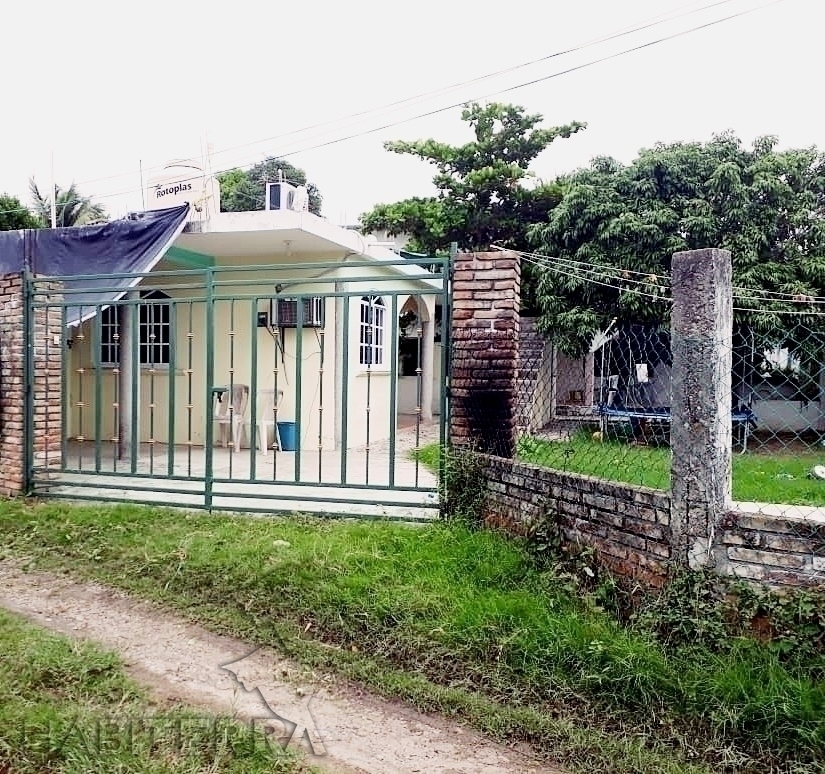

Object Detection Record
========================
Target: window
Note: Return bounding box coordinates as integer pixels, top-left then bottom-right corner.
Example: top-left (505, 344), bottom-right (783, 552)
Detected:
top-left (359, 296), bottom-right (385, 366)
top-left (100, 290), bottom-right (171, 366)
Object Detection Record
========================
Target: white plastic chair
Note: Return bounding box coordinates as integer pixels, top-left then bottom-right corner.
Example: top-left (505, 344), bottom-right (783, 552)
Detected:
top-left (213, 384), bottom-right (249, 450)
top-left (246, 388), bottom-right (284, 456)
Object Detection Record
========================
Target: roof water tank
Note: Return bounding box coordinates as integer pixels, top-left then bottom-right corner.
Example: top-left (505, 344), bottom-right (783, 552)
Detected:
top-left (145, 159), bottom-right (221, 217)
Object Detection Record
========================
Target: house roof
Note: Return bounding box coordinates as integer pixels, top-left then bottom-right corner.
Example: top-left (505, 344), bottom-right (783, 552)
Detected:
top-left (175, 209), bottom-right (442, 290)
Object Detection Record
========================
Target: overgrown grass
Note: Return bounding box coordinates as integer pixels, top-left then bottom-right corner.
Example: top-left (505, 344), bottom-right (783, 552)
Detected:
top-left (416, 437), bottom-right (825, 504)
top-left (0, 606), bottom-right (308, 773)
top-left (2, 500), bottom-right (824, 773)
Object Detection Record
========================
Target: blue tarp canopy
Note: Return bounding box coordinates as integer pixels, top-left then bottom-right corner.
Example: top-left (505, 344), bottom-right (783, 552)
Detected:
top-left (0, 205), bottom-right (189, 326)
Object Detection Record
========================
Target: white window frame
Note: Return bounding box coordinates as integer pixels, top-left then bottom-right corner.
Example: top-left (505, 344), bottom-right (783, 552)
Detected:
top-left (359, 295), bottom-right (386, 367)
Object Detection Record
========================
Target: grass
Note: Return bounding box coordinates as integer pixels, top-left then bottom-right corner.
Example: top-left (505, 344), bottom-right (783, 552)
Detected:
top-left (415, 436), bottom-right (825, 505)
top-left (0, 606), bottom-right (308, 773)
top-left (2, 500), bottom-right (825, 773)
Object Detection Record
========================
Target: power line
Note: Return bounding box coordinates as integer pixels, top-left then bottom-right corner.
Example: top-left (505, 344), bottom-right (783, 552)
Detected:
top-left (73, 0), bottom-right (742, 190)
top-left (0, 0), bottom-right (784, 220)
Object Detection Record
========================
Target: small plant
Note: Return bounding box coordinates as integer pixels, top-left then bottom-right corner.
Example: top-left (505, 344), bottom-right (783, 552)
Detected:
top-left (439, 443), bottom-right (487, 527)
top-left (634, 568), bottom-right (730, 652)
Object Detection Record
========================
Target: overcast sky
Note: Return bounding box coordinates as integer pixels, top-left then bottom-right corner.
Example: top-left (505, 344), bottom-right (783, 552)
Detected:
top-left (2, 0), bottom-right (820, 226)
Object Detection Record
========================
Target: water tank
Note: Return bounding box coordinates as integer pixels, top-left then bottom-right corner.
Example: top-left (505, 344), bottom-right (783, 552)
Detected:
top-left (145, 159), bottom-right (221, 217)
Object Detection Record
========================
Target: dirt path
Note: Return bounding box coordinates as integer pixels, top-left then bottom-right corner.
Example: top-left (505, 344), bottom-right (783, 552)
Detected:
top-left (0, 561), bottom-right (557, 774)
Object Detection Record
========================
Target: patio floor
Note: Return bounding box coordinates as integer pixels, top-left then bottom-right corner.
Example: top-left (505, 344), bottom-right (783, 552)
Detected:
top-left (32, 419), bottom-right (442, 520)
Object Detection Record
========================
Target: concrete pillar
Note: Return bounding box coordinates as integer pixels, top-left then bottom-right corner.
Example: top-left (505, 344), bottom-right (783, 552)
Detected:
top-left (670, 248), bottom-right (733, 568)
top-left (450, 251), bottom-right (521, 457)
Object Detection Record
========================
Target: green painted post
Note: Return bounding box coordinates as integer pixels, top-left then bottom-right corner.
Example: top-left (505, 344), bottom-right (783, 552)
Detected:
top-left (340, 295), bottom-right (350, 484)
top-left (93, 304), bottom-right (103, 472)
top-left (388, 294), bottom-right (399, 488)
top-left (204, 269), bottom-right (215, 510)
top-left (294, 298), bottom-right (304, 482)
top-left (249, 299), bottom-right (259, 478)
top-left (167, 302), bottom-right (177, 476)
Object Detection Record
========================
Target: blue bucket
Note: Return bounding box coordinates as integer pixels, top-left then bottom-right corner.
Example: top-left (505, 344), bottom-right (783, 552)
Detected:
top-left (277, 421), bottom-right (297, 451)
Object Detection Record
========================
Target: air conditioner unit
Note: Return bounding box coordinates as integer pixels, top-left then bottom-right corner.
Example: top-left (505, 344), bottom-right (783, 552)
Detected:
top-left (266, 181), bottom-right (297, 211)
top-left (271, 297), bottom-right (325, 328)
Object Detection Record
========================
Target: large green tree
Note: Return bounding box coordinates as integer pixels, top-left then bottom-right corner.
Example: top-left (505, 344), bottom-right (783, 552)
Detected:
top-left (360, 102), bottom-right (585, 255)
top-left (0, 194), bottom-right (40, 230)
top-left (29, 180), bottom-right (107, 227)
top-left (530, 133), bottom-right (825, 356)
top-left (218, 157), bottom-right (322, 215)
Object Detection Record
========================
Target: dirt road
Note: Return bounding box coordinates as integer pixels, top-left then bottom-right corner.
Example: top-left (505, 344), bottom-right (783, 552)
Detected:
top-left (0, 560), bottom-right (557, 774)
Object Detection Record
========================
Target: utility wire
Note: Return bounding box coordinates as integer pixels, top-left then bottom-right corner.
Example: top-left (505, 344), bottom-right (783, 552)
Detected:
top-left (0, 0), bottom-right (785, 219)
top-left (73, 0), bottom-right (741, 189)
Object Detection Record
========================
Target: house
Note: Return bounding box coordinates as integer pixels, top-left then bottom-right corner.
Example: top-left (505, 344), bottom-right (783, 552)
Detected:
top-left (63, 194), bottom-right (445, 456)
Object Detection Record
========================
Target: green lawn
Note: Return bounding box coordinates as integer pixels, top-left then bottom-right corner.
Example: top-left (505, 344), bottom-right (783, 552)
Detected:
top-left (416, 436), bottom-right (825, 505)
top-left (0, 607), bottom-right (307, 773)
top-left (2, 500), bottom-right (824, 773)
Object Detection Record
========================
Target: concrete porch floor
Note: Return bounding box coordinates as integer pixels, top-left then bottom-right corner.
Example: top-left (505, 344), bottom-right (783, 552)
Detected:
top-left (32, 419), bottom-right (442, 520)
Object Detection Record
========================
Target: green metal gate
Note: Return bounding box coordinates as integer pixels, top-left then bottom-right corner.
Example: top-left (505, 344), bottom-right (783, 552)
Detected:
top-left (25, 257), bottom-right (450, 519)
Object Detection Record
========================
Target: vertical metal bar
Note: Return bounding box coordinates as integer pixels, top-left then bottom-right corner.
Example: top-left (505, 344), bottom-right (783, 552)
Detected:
top-left (365, 298), bottom-right (373, 487)
top-left (439, 249), bottom-right (454, 502)
top-left (22, 272), bottom-right (35, 492)
top-left (388, 294), bottom-right (399, 488)
top-left (317, 322), bottom-right (325, 482)
top-left (130, 297), bottom-right (139, 474)
top-left (204, 270), bottom-right (215, 510)
top-left (76, 308), bottom-right (86, 471)
top-left (93, 304), bottom-right (103, 472)
top-left (340, 296), bottom-right (350, 484)
top-left (112, 308), bottom-right (119, 473)
top-left (414, 318), bottom-right (423, 488)
top-left (249, 299), bottom-right (259, 479)
top-left (167, 301), bottom-right (177, 476)
top-left (148, 300), bottom-right (157, 476)
top-left (186, 301), bottom-right (194, 476)
top-left (228, 299), bottom-right (236, 478)
top-left (60, 305), bottom-right (68, 472)
top-left (272, 325), bottom-right (280, 481)
top-left (294, 298), bottom-right (304, 482)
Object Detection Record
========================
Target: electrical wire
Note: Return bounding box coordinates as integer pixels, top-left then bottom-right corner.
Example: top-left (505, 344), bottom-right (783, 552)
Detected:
top-left (73, 0), bottom-right (742, 191)
top-left (0, 0), bottom-right (782, 220)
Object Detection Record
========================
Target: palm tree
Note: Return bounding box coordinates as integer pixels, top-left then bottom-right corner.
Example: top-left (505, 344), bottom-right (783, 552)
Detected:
top-left (29, 179), bottom-right (107, 227)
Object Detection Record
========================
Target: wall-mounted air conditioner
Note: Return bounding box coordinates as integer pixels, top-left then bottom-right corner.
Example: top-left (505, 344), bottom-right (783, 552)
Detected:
top-left (271, 297), bottom-right (325, 328)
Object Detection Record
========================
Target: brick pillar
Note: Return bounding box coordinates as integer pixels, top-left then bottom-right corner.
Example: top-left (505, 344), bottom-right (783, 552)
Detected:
top-left (0, 273), bottom-right (27, 495)
top-left (670, 248), bottom-right (733, 568)
top-left (32, 281), bottom-right (64, 469)
top-left (450, 251), bottom-right (521, 457)
top-left (0, 274), bottom-right (63, 497)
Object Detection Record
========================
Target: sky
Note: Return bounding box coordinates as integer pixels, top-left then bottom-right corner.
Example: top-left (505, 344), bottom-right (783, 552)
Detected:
top-left (1, 0), bottom-right (821, 227)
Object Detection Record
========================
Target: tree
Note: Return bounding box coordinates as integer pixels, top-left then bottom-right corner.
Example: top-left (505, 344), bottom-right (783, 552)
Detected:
top-left (360, 102), bottom-right (585, 255)
top-left (0, 194), bottom-right (40, 230)
top-left (218, 158), bottom-right (322, 215)
top-left (29, 180), bottom-right (107, 227)
top-left (529, 133), bottom-right (825, 356)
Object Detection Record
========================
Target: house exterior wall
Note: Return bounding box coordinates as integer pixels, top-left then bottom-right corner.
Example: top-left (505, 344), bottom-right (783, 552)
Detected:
top-left (66, 260), bottom-right (439, 451)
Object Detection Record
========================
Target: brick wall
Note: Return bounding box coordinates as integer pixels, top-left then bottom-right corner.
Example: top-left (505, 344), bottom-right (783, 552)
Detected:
top-left (481, 455), bottom-right (672, 587)
top-left (718, 508), bottom-right (825, 587)
top-left (0, 273), bottom-right (63, 496)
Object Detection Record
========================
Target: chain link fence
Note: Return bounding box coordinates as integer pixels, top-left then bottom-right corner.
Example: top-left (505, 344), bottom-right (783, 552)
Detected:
top-left (516, 313), bottom-right (674, 493)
